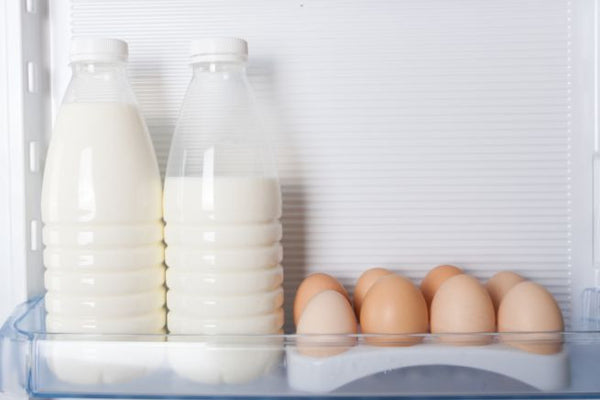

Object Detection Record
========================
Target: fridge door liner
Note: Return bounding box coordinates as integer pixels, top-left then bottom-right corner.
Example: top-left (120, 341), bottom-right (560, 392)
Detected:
top-left (1, 0), bottom-right (599, 399)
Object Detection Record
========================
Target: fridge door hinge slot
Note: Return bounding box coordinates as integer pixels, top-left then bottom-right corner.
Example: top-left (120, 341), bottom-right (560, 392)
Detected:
top-left (594, 154), bottom-right (600, 278)
top-left (26, 61), bottom-right (38, 93)
top-left (28, 141), bottom-right (40, 173)
top-left (26, 0), bottom-right (37, 14)
top-left (29, 220), bottom-right (40, 251)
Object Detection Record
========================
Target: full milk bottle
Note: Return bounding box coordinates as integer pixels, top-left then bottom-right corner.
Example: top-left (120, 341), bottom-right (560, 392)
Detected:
top-left (164, 38), bottom-right (283, 383)
top-left (41, 38), bottom-right (166, 338)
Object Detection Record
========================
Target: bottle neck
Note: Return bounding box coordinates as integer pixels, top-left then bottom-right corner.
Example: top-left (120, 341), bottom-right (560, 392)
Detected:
top-left (192, 61), bottom-right (247, 77)
top-left (71, 61), bottom-right (127, 77)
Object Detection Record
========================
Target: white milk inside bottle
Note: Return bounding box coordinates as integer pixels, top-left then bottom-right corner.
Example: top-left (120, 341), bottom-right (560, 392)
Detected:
top-left (41, 38), bottom-right (165, 384)
top-left (164, 38), bottom-right (283, 384)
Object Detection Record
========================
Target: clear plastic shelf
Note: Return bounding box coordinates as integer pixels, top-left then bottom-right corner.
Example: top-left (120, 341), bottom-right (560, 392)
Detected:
top-left (3, 297), bottom-right (600, 399)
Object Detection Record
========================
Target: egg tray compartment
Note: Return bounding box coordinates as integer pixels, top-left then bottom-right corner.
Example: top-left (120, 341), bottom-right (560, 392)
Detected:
top-left (286, 339), bottom-right (569, 393)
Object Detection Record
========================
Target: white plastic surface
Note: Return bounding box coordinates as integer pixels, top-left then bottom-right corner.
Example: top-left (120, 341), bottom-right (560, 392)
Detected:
top-left (287, 343), bottom-right (570, 393)
top-left (69, 37), bottom-right (128, 63)
top-left (190, 37), bottom-right (248, 63)
top-left (0, 0), bottom-right (49, 328)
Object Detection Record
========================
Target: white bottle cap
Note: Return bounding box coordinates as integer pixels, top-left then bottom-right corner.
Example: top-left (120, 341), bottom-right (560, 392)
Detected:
top-left (70, 37), bottom-right (128, 63)
top-left (190, 37), bottom-right (248, 63)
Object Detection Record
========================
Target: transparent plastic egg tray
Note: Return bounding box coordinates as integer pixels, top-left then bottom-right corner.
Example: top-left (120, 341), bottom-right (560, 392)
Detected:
top-left (2, 297), bottom-right (600, 399)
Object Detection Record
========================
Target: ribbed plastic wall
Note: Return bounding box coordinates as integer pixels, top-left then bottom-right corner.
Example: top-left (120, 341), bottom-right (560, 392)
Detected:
top-left (61, 0), bottom-right (574, 328)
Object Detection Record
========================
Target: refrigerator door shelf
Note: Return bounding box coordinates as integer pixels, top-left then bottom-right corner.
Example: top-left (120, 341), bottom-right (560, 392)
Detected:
top-left (1, 297), bottom-right (600, 399)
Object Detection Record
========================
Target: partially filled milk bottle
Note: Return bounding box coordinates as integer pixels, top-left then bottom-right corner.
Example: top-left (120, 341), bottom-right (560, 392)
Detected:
top-left (164, 38), bottom-right (283, 383)
top-left (41, 38), bottom-right (165, 383)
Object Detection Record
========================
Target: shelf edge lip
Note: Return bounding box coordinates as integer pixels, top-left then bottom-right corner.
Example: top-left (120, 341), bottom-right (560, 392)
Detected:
top-left (7, 297), bottom-right (600, 343)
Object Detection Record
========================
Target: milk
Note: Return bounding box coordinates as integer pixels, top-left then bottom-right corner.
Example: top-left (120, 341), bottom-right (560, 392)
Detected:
top-left (42, 102), bottom-right (165, 330)
top-left (163, 176), bottom-right (281, 224)
top-left (42, 103), bottom-right (163, 225)
top-left (163, 176), bottom-right (282, 305)
top-left (41, 102), bottom-right (166, 382)
top-left (164, 176), bottom-right (284, 383)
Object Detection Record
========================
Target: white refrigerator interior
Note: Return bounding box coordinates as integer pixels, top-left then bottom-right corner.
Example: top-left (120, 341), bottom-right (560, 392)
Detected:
top-left (1, 0), bottom-right (600, 398)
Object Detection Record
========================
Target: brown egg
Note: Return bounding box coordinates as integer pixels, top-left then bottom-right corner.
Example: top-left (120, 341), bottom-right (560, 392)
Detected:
top-left (360, 274), bottom-right (428, 346)
top-left (486, 271), bottom-right (525, 311)
top-left (430, 274), bottom-right (495, 345)
top-left (353, 268), bottom-right (393, 316)
top-left (498, 281), bottom-right (564, 354)
top-left (420, 265), bottom-right (463, 307)
top-left (293, 273), bottom-right (349, 325)
top-left (296, 290), bottom-right (357, 357)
